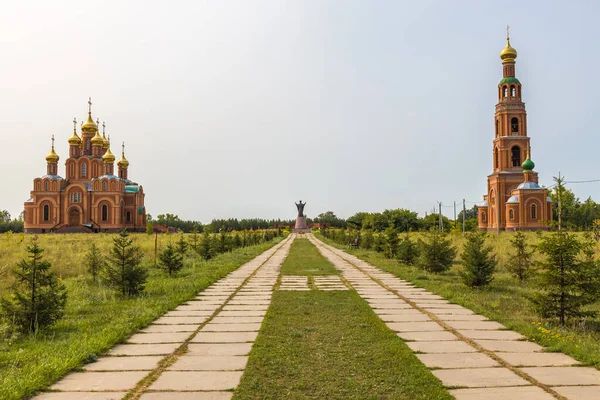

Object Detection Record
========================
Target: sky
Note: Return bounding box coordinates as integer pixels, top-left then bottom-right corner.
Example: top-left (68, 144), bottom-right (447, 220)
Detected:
top-left (2, 0), bottom-right (600, 223)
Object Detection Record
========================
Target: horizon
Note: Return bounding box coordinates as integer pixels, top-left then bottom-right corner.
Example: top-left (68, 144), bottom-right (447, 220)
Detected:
top-left (3, 1), bottom-right (600, 223)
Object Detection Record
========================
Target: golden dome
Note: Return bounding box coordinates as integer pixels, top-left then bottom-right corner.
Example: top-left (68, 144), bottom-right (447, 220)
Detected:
top-left (68, 130), bottom-right (81, 145)
top-left (81, 113), bottom-right (98, 133)
top-left (91, 130), bottom-right (104, 146)
top-left (118, 143), bottom-right (129, 168)
top-left (500, 39), bottom-right (518, 62)
top-left (46, 136), bottom-right (59, 163)
top-left (102, 132), bottom-right (110, 148)
top-left (102, 145), bottom-right (116, 163)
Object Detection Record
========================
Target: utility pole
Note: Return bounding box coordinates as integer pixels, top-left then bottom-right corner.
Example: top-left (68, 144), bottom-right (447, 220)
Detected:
top-left (554, 172), bottom-right (564, 231)
top-left (438, 202), bottom-right (443, 232)
top-left (463, 199), bottom-right (466, 234)
top-left (453, 201), bottom-right (457, 230)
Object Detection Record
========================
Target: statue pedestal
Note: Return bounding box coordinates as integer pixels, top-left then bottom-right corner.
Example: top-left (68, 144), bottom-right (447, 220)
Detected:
top-left (293, 216), bottom-right (308, 233)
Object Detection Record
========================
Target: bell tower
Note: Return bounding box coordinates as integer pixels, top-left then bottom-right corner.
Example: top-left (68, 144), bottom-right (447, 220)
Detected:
top-left (481, 28), bottom-right (539, 230)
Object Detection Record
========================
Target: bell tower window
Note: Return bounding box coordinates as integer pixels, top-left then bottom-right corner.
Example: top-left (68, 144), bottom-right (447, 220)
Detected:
top-left (510, 85), bottom-right (516, 97)
top-left (494, 147), bottom-right (499, 169)
top-left (495, 119), bottom-right (499, 137)
top-left (511, 117), bottom-right (519, 134)
top-left (503, 86), bottom-right (508, 98)
top-left (511, 146), bottom-right (521, 167)
top-left (81, 163), bottom-right (87, 177)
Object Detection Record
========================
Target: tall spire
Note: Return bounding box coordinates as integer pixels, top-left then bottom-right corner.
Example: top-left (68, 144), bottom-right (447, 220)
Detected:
top-left (68, 117), bottom-right (81, 145)
top-left (118, 141), bottom-right (130, 168)
top-left (102, 121), bottom-right (110, 148)
top-left (88, 97), bottom-right (92, 114)
top-left (500, 26), bottom-right (518, 63)
top-left (46, 135), bottom-right (59, 163)
top-left (82, 97), bottom-right (98, 134)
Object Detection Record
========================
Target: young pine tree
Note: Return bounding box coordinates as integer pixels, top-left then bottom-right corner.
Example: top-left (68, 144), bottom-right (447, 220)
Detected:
top-left (460, 232), bottom-right (497, 287)
top-left (199, 232), bottom-right (213, 260)
top-left (104, 231), bottom-right (148, 297)
top-left (159, 242), bottom-right (184, 276)
top-left (507, 232), bottom-right (533, 281)
top-left (397, 232), bottom-right (420, 265)
top-left (176, 233), bottom-right (188, 256)
top-left (383, 227), bottom-right (399, 258)
top-left (85, 243), bottom-right (105, 283)
top-left (417, 229), bottom-right (456, 273)
top-left (189, 227), bottom-right (201, 253)
top-left (532, 231), bottom-right (600, 325)
top-left (0, 237), bottom-right (67, 333)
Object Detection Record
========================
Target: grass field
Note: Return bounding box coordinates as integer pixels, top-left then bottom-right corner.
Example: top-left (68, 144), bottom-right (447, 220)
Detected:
top-left (234, 238), bottom-right (452, 400)
top-left (280, 238), bottom-right (339, 276)
top-left (318, 232), bottom-right (600, 369)
top-left (0, 233), bottom-right (282, 400)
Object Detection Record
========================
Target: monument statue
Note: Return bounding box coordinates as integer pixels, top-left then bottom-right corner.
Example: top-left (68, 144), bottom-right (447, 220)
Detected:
top-left (294, 200), bottom-right (308, 231)
top-left (295, 200), bottom-right (306, 217)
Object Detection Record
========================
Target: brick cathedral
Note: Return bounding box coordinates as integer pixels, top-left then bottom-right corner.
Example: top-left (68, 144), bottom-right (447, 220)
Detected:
top-left (23, 99), bottom-right (147, 233)
top-left (478, 33), bottom-right (552, 231)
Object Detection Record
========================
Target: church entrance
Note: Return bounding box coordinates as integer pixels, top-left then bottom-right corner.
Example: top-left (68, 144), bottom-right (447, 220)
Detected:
top-left (69, 208), bottom-right (80, 226)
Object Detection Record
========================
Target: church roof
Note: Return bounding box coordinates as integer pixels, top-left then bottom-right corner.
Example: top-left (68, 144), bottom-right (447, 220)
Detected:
top-left (478, 200), bottom-right (488, 207)
top-left (41, 174), bottom-right (64, 180)
top-left (499, 77), bottom-right (520, 86)
top-left (516, 181), bottom-right (542, 190)
top-left (507, 195), bottom-right (519, 204)
top-left (125, 185), bottom-right (139, 193)
top-left (95, 174), bottom-right (120, 181)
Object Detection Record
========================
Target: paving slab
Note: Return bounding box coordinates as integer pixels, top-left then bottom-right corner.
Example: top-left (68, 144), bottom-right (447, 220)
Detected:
top-left (153, 316), bottom-right (209, 325)
top-left (428, 308), bottom-right (475, 315)
top-left (458, 330), bottom-right (524, 340)
top-left (371, 304), bottom-right (412, 310)
top-left (141, 324), bottom-right (199, 333)
top-left (169, 355), bottom-right (248, 371)
top-left (149, 371), bottom-right (243, 391)
top-left (521, 366), bottom-right (600, 386)
top-left (421, 304), bottom-right (468, 309)
top-left (406, 341), bottom-right (478, 353)
top-left (222, 305), bottom-right (269, 311)
top-left (450, 386), bottom-right (556, 400)
top-left (445, 321), bottom-right (505, 330)
top-left (202, 323), bottom-right (262, 332)
top-left (552, 386), bottom-right (600, 400)
top-left (474, 340), bottom-right (544, 353)
top-left (51, 371), bottom-right (147, 391)
top-left (397, 331), bottom-right (458, 341)
top-left (497, 352), bottom-right (580, 367)
top-left (35, 393), bottom-right (128, 400)
top-left (379, 314), bottom-right (432, 322)
top-left (109, 343), bottom-right (180, 356)
top-left (128, 332), bottom-right (191, 344)
top-left (191, 332), bottom-right (259, 343)
top-left (416, 352), bottom-right (499, 369)
top-left (140, 393), bottom-right (232, 400)
top-left (218, 310), bottom-right (267, 317)
top-left (432, 367), bottom-right (530, 388)
top-left (211, 316), bottom-right (264, 324)
top-left (167, 310), bottom-right (218, 316)
top-left (437, 314), bottom-right (489, 322)
top-left (83, 356), bottom-right (163, 371)
top-left (386, 322), bottom-right (445, 332)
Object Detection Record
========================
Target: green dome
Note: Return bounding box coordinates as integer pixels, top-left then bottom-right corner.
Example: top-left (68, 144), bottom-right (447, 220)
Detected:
top-left (499, 77), bottom-right (520, 86)
top-left (522, 157), bottom-right (535, 171)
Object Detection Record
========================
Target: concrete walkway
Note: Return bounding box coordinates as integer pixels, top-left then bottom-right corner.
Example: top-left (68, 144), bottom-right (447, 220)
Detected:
top-left (35, 235), bottom-right (294, 400)
top-left (309, 235), bottom-right (600, 400)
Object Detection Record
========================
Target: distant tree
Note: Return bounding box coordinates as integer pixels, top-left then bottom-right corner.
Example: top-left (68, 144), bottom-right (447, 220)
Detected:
top-left (532, 231), bottom-right (600, 325)
top-left (0, 210), bottom-right (10, 223)
top-left (417, 229), bottom-right (456, 273)
top-left (176, 233), bottom-right (188, 256)
top-left (104, 231), bottom-right (148, 297)
top-left (421, 213), bottom-right (452, 232)
top-left (189, 227), bottom-right (201, 252)
top-left (314, 211), bottom-right (347, 228)
top-left (360, 229), bottom-right (374, 250)
top-left (159, 242), bottom-right (184, 276)
top-left (373, 233), bottom-right (384, 253)
top-left (460, 232), bottom-right (497, 287)
top-left (507, 232), bottom-right (533, 281)
top-left (145, 222), bottom-right (153, 235)
top-left (0, 237), bottom-right (67, 333)
top-left (383, 209), bottom-right (421, 232)
top-left (85, 243), bottom-right (105, 283)
top-left (347, 212), bottom-right (369, 230)
top-left (383, 227), bottom-right (399, 258)
top-left (199, 233), bottom-right (213, 260)
top-left (397, 232), bottom-right (420, 265)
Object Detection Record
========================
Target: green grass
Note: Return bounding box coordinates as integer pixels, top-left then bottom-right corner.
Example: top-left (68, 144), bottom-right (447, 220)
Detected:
top-left (280, 238), bottom-right (339, 276)
top-left (234, 290), bottom-right (452, 400)
top-left (0, 238), bottom-right (282, 400)
top-left (318, 234), bottom-right (600, 369)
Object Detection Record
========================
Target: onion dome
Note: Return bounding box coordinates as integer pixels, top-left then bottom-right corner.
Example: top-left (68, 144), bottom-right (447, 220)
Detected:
top-left (102, 144), bottom-right (116, 163)
top-left (46, 136), bottom-right (59, 163)
top-left (81, 98), bottom-right (98, 134)
top-left (68, 130), bottom-right (81, 145)
top-left (522, 157), bottom-right (535, 172)
top-left (102, 132), bottom-right (110, 148)
top-left (91, 130), bottom-right (104, 146)
top-left (500, 39), bottom-right (517, 63)
top-left (118, 143), bottom-right (129, 168)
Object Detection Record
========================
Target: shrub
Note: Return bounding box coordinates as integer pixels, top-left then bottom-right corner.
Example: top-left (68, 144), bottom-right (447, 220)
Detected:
top-left (383, 227), bottom-right (399, 258)
top-left (145, 222), bottom-right (153, 235)
top-left (159, 242), bottom-right (184, 276)
top-left (360, 229), bottom-right (374, 250)
top-left (507, 231), bottom-right (533, 281)
top-left (199, 233), bottom-right (214, 260)
top-left (373, 234), bottom-right (384, 253)
top-left (417, 229), bottom-right (456, 273)
top-left (532, 231), bottom-right (600, 325)
top-left (85, 243), bottom-right (105, 283)
top-left (104, 231), bottom-right (148, 297)
top-left (460, 232), bottom-right (497, 287)
top-left (176, 233), bottom-right (188, 256)
top-left (0, 237), bottom-right (67, 333)
top-left (397, 232), bottom-right (420, 265)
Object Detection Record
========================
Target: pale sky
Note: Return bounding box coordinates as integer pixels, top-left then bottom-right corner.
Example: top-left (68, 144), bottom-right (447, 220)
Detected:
top-left (2, 1), bottom-right (599, 223)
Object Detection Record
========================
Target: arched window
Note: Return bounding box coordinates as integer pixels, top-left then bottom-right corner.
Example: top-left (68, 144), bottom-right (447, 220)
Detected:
top-left (518, 86), bottom-right (522, 97)
top-left (45, 182), bottom-right (49, 191)
top-left (503, 86), bottom-right (508, 98)
top-left (102, 204), bottom-right (108, 221)
top-left (86, 140), bottom-right (90, 151)
top-left (70, 192), bottom-right (81, 203)
top-left (511, 146), bottom-right (521, 167)
top-left (495, 119), bottom-right (499, 137)
top-left (509, 209), bottom-right (514, 220)
top-left (126, 211), bottom-right (131, 222)
top-left (103, 181), bottom-right (107, 191)
top-left (81, 163), bottom-right (87, 177)
top-left (494, 147), bottom-right (499, 169)
top-left (511, 117), bottom-right (519, 133)
top-left (43, 205), bottom-right (49, 221)
top-left (531, 204), bottom-right (537, 220)
top-left (511, 85), bottom-right (516, 97)
top-left (482, 212), bottom-right (487, 222)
